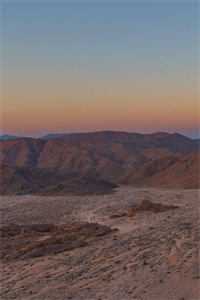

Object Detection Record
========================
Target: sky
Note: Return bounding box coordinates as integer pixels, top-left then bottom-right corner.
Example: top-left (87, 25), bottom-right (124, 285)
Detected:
top-left (1, 1), bottom-right (199, 138)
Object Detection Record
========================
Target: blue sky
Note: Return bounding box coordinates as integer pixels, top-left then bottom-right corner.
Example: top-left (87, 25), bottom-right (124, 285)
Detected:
top-left (1, 1), bottom-right (199, 137)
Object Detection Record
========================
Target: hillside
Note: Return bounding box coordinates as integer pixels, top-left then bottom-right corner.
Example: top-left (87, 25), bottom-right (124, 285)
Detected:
top-left (123, 152), bottom-right (199, 189)
top-left (0, 131), bottom-right (199, 194)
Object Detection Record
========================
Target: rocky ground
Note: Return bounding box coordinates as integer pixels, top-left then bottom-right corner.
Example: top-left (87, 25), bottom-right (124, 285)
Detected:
top-left (0, 186), bottom-right (200, 300)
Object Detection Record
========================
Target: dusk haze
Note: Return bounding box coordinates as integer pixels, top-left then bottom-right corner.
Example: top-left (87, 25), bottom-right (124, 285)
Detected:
top-left (2, 2), bottom-right (199, 137)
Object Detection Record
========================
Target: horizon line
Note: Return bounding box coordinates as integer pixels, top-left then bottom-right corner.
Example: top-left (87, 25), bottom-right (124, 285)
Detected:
top-left (0, 130), bottom-right (199, 140)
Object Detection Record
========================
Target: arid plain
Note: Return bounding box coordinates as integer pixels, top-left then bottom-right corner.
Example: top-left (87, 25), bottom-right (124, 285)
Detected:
top-left (0, 186), bottom-right (199, 300)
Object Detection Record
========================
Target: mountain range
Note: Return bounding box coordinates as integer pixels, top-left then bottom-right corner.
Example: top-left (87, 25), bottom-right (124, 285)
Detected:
top-left (0, 131), bottom-right (199, 194)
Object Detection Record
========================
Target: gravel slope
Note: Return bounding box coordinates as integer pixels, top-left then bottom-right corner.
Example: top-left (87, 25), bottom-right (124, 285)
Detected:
top-left (0, 187), bottom-right (199, 300)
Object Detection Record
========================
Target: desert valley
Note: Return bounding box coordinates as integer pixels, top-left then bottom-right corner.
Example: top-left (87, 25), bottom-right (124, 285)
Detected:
top-left (0, 131), bottom-right (199, 300)
top-left (2, 1), bottom-right (199, 299)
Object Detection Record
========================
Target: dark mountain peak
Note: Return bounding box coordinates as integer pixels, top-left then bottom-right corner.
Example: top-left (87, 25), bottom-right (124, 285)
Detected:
top-left (42, 130), bottom-right (193, 141)
top-left (42, 133), bottom-right (66, 140)
top-left (148, 132), bottom-right (170, 138)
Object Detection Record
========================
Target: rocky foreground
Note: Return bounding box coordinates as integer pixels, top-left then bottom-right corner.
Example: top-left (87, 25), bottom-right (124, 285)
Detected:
top-left (0, 187), bottom-right (200, 300)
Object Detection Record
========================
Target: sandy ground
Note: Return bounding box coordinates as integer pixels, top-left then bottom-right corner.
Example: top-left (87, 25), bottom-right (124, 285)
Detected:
top-left (0, 186), bottom-right (200, 300)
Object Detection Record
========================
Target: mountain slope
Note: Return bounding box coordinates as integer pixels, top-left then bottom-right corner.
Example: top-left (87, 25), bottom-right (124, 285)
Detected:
top-left (0, 164), bottom-right (117, 195)
top-left (123, 152), bottom-right (199, 189)
top-left (42, 131), bottom-right (197, 154)
top-left (0, 131), bottom-right (199, 194)
top-left (0, 138), bottom-right (46, 168)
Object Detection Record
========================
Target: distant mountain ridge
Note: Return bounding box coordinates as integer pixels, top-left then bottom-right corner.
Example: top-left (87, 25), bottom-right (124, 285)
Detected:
top-left (0, 135), bottom-right (20, 141)
top-left (0, 131), bottom-right (199, 194)
top-left (42, 130), bottom-right (193, 140)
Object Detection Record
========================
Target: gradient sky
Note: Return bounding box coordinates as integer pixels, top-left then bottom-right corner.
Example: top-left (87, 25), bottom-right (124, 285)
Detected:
top-left (1, 1), bottom-right (199, 137)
